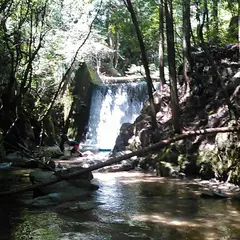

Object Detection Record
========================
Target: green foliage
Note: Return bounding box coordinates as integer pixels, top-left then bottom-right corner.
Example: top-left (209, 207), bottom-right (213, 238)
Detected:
top-left (214, 130), bottom-right (240, 183)
top-left (156, 146), bottom-right (179, 164)
top-left (95, 0), bottom-right (160, 68)
top-left (94, 0), bottom-right (238, 72)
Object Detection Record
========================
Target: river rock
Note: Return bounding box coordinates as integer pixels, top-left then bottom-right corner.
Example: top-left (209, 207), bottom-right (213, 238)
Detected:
top-left (156, 161), bottom-right (178, 177)
top-left (55, 200), bottom-right (104, 212)
top-left (39, 145), bottom-right (63, 158)
top-left (5, 152), bottom-right (39, 168)
top-left (23, 190), bottom-right (91, 207)
top-left (5, 151), bottom-right (31, 162)
top-left (29, 168), bottom-right (98, 197)
top-left (101, 150), bottom-right (138, 172)
top-left (112, 123), bottom-right (134, 155)
top-left (102, 160), bottom-right (134, 172)
top-left (200, 189), bottom-right (229, 199)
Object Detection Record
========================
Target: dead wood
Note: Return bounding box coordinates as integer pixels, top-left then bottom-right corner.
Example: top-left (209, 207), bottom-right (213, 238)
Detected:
top-left (0, 125), bottom-right (239, 197)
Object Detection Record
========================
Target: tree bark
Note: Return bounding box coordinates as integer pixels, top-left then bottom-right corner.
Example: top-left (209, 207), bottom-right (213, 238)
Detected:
top-left (159, 0), bottom-right (165, 89)
top-left (165, 0), bottom-right (182, 133)
top-left (124, 0), bottom-right (157, 130)
top-left (1, 125), bottom-right (240, 196)
top-left (211, 0), bottom-right (219, 43)
top-left (182, 0), bottom-right (192, 92)
top-left (204, 0), bottom-right (210, 42)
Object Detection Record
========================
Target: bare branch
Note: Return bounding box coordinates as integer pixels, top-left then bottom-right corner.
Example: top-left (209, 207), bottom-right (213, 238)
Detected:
top-left (40, 0), bottom-right (103, 121)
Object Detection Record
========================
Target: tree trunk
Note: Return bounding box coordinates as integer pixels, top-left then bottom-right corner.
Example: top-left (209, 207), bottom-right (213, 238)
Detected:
top-left (165, 0), bottom-right (182, 133)
top-left (204, 0), bottom-right (210, 42)
top-left (159, 0), bottom-right (165, 89)
top-left (124, 0), bottom-right (157, 130)
top-left (108, 30), bottom-right (115, 67)
top-left (1, 125), bottom-right (240, 196)
top-left (182, 0), bottom-right (192, 92)
top-left (114, 31), bottom-right (120, 68)
top-left (63, 100), bottom-right (75, 136)
top-left (212, 0), bottom-right (219, 43)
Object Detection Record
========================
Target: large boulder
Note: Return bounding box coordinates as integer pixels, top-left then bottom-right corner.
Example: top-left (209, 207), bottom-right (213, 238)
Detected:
top-left (112, 123), bottom-right (134, 155)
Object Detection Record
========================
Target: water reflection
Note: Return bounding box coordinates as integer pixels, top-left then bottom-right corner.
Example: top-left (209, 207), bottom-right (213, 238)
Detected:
top-left (3, 172), bottom-right (240, 240)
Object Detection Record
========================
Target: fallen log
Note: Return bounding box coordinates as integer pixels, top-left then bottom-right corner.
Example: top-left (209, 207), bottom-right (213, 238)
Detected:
top-left (1, 125), bottom-right (239, 196)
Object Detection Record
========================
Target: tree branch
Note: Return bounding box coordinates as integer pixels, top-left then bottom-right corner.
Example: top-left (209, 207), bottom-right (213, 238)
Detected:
top-left (40, 0), bottom-right (103, 121)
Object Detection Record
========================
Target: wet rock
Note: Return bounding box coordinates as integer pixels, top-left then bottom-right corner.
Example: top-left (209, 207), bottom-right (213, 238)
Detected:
top-left (23, 190), bottom-right (91, 207)
top-left (5, 152), bottom-right (39, 168)
top-left (112, 123), bottom-right (134, 155)
top-left (5, 151), bottom-right (31, 162)
top-left (139, 127), bottom-right (154, 148)
top-left (29, 168), bottom-right (98, 197)
top-left (12, 160), bottom-right (39, 168)
top-left (156, 161), bottom-right (178, 177)
top-left (55, 200), bottom-right (104, 212)
top-left (59, 155), bottom-right (70, 160)
top-left (100, 159), bottom-right (136, 172)
top-left (178, 172), bottom-right (186, 179)
top-left (60, 166), bottom-right (93, 181)
top-left (104, 162), bottom-right (133, 172)
top-left (0, 162), bottom-right (13, 169)
top-left (198, 178), bottom-right (240, 200)
top-left (181, 160), bottom-right (199, 176)
top-left (101, 150), bottom-right (138, 172)
top-left (200, 189), bottom-right (229, 199)
top-left (42, 145), bottom-right (63, 158)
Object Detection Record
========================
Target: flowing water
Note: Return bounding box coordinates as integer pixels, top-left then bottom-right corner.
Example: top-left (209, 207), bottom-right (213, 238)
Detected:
top-left (1, 171), bottom-right (240, 240)
top-left (85, 82), bottom-right (159, 150)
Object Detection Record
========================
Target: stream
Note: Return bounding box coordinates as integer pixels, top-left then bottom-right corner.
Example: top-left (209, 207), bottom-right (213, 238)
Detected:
top-left (1, 171), bottom-right (240, 240)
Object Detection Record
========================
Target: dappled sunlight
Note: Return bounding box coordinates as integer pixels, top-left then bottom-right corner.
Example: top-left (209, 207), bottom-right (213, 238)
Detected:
top-left (131, 210), bottom-right (240, 236)
top-left (131, 213), bottom-right (201, 228)
top-left (230, 222), bottom-right (240, 230)
top-left (91, 172), bottom-right (240, 239)
top-left (94, 171), bottom-right (157, 180)
top-left (3, 171), bottom-right (240, 240)
top-left (119, 177), bottom-right (165, 184)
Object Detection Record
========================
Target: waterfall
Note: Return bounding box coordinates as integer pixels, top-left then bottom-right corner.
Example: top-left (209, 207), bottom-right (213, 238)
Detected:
top-left (85, 82), bottom-right (159, 150)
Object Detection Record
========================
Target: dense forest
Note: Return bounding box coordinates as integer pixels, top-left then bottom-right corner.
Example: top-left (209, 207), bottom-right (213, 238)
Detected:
top-left (0, 0), bottom-right (239, 182)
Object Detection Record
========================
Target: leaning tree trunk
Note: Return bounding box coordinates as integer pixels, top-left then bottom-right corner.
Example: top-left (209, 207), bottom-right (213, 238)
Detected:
top-left (165, 0), bottom-right (182, 133)
top-left (124, 0), bottom-right (157, 130)
top-left (1, 125), bottom-right (240, 196)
